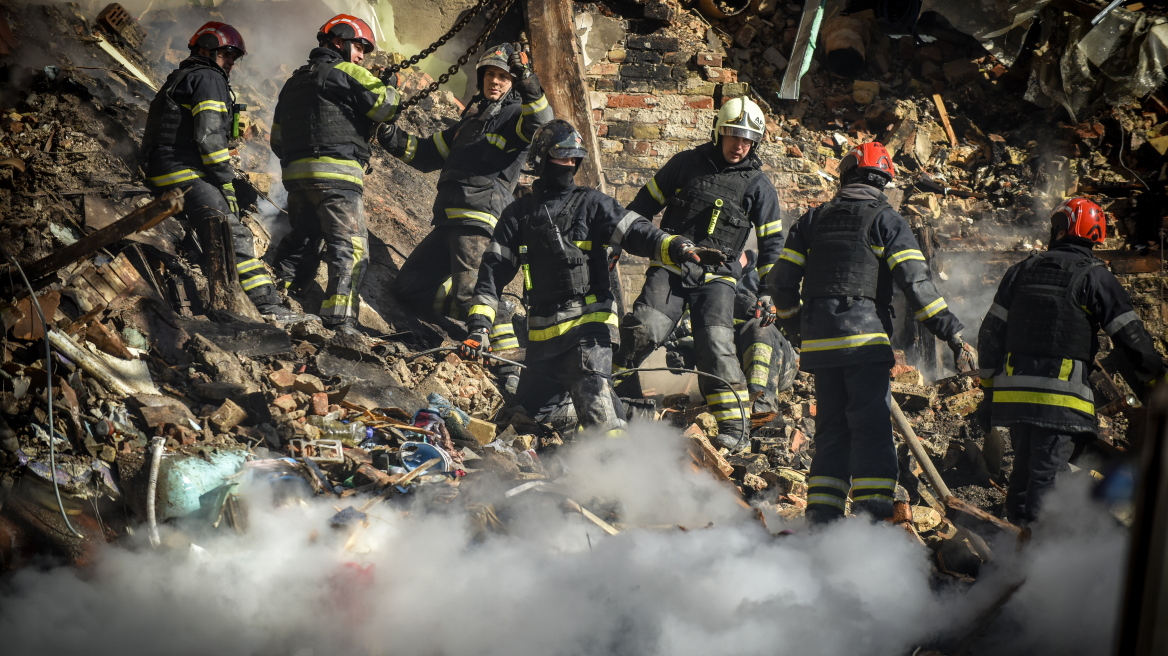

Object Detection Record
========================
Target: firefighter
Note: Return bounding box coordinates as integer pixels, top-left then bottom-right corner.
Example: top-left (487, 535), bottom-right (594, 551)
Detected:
top-left (269, 15), bottom-right (400, 336)
top-left (612, 96), bottom-right (783, 449)
top-left (977, 198), bottom-right (1166, 524)
top-left (380, 43), bottom-right (553, 353)
top-left (766, 141), bottom-right (976, 524)
top-left (461, 120), bottom-right (701, 434)
top-left (734, 250), bottom-right (797, 414)
top-left (141, 22), bottom-right (300, 321)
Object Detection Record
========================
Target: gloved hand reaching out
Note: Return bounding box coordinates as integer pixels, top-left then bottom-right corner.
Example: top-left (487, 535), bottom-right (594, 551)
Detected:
top-left (459, 329), bottom-right (490, 360)
top-left (948, 335), bottom-right (978, 373)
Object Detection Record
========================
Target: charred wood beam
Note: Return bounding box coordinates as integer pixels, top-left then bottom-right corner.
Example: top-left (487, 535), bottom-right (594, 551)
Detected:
top-left (524, 0), bottom-right (606, 193)
top-left (13, 189), bottom-right (183, 285)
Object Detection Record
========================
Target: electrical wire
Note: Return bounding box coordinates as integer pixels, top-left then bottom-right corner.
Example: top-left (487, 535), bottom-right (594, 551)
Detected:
top-left (612, 366), bottom-right (752, 451)
top-left (2, 250), bottom-right (84, 538)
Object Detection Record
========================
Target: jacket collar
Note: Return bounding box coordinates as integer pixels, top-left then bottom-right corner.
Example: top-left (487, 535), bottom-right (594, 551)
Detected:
top-left (181, 54), bottom-right (227, 76)
top-left (1048, 240), bottom-right (1096, 258)
top-left (308, 47), bottom-right (343, 64)
top-left (698, 141), bottom-right (760, 173)
top-left (837, 183), bottom-right (888, 202)
top-left (532, 178), bottom-right (579, 198)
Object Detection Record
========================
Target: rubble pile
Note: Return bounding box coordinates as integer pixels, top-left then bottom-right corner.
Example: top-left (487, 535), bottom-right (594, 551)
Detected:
top-left (0, 0), bottom-right (1162, 627)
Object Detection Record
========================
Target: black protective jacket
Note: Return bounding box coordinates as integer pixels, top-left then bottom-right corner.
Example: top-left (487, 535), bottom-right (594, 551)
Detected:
top-left (767, 183), bottom-right (963, 370)
top-left (142, 55), bottom-right (235, 188)
top-left (978, 241), bottom-right (1166, 432)
top-left (380, 84), bottom-right (553, 235)
top-left (271, 48), bottom-right (400, 192)
top-left (468, 179), bottom-right (679, 360)
top-left (628, 142), bottom-right (784, 286)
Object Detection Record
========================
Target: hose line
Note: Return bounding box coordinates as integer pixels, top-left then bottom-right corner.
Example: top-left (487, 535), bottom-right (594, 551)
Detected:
top-left (3, 251), bottom-right (84, 538)
top-left (612, 366), bottom-right (752, 451)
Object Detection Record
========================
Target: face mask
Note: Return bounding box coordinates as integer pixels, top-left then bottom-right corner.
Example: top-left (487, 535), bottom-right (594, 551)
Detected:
top-left (542, 162), bottom-right (577, 188)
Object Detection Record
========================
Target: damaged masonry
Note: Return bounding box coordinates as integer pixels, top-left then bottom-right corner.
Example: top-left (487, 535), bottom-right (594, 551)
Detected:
top-left (1, 0), bottom-right (1167, 654)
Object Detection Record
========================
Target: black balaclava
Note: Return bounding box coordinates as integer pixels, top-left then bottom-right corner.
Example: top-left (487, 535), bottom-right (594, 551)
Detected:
top-left (541, 161), bottom-right (577, 190)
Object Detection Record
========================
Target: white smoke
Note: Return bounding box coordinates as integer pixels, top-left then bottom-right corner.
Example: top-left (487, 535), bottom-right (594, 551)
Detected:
top-left (0, 423), bottom-right (1130, 656)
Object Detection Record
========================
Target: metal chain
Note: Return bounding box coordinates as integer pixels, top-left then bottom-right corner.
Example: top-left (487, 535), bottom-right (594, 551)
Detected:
top-left (395, 0), bottom-right (519, 114)
top-left (382, 0), bottom-right (497, 76)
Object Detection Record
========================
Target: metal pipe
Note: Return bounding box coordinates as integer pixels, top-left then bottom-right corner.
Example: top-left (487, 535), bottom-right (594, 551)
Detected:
top-left (146, 436), bottom-right (165, 548)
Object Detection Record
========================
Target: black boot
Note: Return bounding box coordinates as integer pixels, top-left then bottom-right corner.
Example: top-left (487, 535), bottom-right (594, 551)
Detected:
top-left (256, 303), bottom-right (317, 325)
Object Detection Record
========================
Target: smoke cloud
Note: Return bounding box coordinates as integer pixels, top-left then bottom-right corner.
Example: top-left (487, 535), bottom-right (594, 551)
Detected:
top-left (0, 424), bottom-right (1130, 656)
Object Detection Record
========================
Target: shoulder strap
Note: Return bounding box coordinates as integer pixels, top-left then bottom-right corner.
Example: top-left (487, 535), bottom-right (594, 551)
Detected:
top-left (314, 60), bottom-right (339, 87)
top-left (556, 187), bottom-right (590, 227)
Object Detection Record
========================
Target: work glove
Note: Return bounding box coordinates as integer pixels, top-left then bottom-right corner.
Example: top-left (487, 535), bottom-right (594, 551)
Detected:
top-left (221, 182), bottom-right (239, 216)
top-left (667, 237), bottom-right (702, 265)
top-left (379, 70), bottom-right (403, 89)
top-left (459, 328), bottom-right (490, 361)
top-left (508, 51), bottom-right (543, 101)
top-left (754, 295), bottom-right (778, 327)
top-left (376, 122), bottom-right (402, 151)
top-left (948, 335), bottom-right (978, 374)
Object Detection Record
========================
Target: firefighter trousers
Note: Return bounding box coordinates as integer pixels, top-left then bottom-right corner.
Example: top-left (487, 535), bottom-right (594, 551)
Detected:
top-left (614, 266), bottom-right (748, 440)
top-left (272, 187), bottom-right (368, 325)
top-left (1004, 423), bottom-right (1076, 524)
top-left (515, 337), bottom-right (626, 434)
top-left (164, 177), bottom-right (281, 308)
top-left (736, 317), bottom-right (798, 414)
top-left (806, 363), bottom-right (898, 524)
top-left (393, 224), bottom-right (488, 321)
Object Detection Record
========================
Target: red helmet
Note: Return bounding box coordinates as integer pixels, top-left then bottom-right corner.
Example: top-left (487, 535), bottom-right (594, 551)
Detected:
top-left (189, 22), bottom-right (246, 56)
top-left (1051, 197), bottom-right (1106, 244)
top-left (318, 14), bottom-right (377, 53)
top-left (839, 141), bottom-right (896, 183)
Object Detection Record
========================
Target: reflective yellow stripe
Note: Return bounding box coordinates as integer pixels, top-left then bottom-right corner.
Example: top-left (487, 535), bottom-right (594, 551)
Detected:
top-left (321, 294), bottom-right (350, 309)
top-left (851, 477), bottom-right (897, 490)
top-left (646, 177), bottom-right (666, 204)
top-left (808, 476), bottom-right (850, 492)
top-left (334, 61), bottom-right (400, 121)
top-left (585, 294), bottom-right (598, 305)
top-left (779, 248), bottom-right (805, 266)
top-left (444, 208), bottom-right (498, 229)
top-left (852, 493), bottom-right (896, 502)
top-left (147, 168), bottom-right (204, 186)
top-left (756, 220), bottom-right (783, 237)
top-left (489, 322), bottom-right (515, 338)
top-left (980, 377), bottom-right (994, 389)
top-left (870, 245), bottom-right (886, 256)
top-left (521, 95), bottom-right (549, 115)
top-left (711, 409), bottom-right (746, 421)
top-left (776, 306), bottom-right (800, 319)
top-left (993, 390), bottom-right (1094, 415)
top-left (469, 304), bottom-right (497, 323)
top-left (703, 273), bottom-right (736, 285)
top-left (201, 148), bottom-right (231, 165)
top-left (484, 133), bottom-right (506, 149)
top-left (283, 157), bottom-right (364, 186)
top-left (402, 134), bottom-right (418, 163)
top-left (574, 240), bottom-right (593, 251)
top-left (493, 337), bottom-right (520, 350)
top-left (706, 390), bottom-right (750, 405)
top-left (1058, 359), bottom-right (1073, 381)
top-left (527, 312), bottom-right (617, 342)
top-left (887, 249), bottom-right (926, 268)
top-left (240, 275), bottom-right (273, 291)
top-left (801, 332), bottom-right (890, 352)
top-left (190, 99), bottom-right (227, 116)
top-left (914, 297), bottom-right (948, 321)
top-left (807, 494), bottom-right (847, 510)
top-left (433, 277), bottom-right (453, 314)
top-left (236, 259), bottom-right (265, 273)
top-left (756, 262), bottom-right (774, 277)
top-left (659, 234), bottom-right (677, 267)
top-left (748, 344), bottom-right (773, 364)
top-left (434, 132), bottom-right (450, 159)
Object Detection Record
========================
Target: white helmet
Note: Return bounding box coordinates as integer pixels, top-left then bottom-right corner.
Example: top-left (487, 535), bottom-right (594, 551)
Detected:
top-left (713, 96), bottom-right (765, 145)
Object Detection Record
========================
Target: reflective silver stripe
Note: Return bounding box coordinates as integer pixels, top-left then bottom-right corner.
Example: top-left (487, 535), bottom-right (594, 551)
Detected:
top-left (987, 303), bottom-right (1008, 321)
top-left (992, 372), bottom-right (1093, 401)
top-left (610, 211), bottom-right (642, 247)
top-left (486, 241), bottom-right (517, 265)
top-left (1104, 310), bottom-right (1139, 336)
top-left (808, 476), bottom-right (849, 492)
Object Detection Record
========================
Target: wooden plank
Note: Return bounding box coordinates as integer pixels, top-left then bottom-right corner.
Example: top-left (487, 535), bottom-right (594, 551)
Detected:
top-left (524, 0), bottom-right (606, 192)
top-left (19, 189), bottom-right (183, 283)
top-left (932, 94), bottom-right (959, 148)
